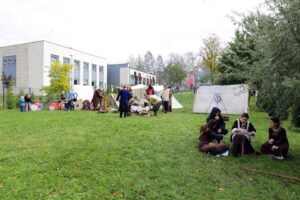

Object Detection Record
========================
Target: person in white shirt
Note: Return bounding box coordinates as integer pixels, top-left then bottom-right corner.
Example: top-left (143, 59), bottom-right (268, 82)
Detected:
top-left (161, 85), bottom-right (170, 114)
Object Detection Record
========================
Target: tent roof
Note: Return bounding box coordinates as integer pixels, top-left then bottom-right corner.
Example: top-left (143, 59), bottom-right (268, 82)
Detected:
top-left (131, 84), bottom-right (148, 90)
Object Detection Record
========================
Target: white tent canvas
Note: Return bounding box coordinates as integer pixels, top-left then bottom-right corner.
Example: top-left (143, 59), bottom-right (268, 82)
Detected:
top-left (193, 84), bottom-right (248, 114)
top-left (73, 85), bottom-right (94, 101)
top-left (131, 84), bottom-right (148, 99)
top-left (153, 85), bottom-right (183, 109)
top-left (172, 96), bottom-right (183, 109)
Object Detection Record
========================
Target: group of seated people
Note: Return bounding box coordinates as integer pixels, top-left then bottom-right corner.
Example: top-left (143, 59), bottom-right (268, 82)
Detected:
top-left (60, 89), bottom-right (78, 110)
top-left (199, 107), bottom-right (289, 160)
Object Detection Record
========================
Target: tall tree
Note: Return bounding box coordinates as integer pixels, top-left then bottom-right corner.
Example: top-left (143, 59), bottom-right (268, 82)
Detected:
top-left (41, 61), bottom-right (72, 98)
top-left (127, 55), bottom-right (136, 69)
top-left (155, 55), bottom-right (165, 84)
top-left (144, 51), bottom-right (155, 73)
top-left (199, 34), bottom-right (222, 84)
top-left (218, 0), bottom-right (300, 125)
top-left (135, 55), bottom-right (144, 72)
top-left (184, 52), bottom-right (198, 72)
top-left (163, 63), bottom-right (187, 85)
top-left (217, 30), bottom-right (257, 85)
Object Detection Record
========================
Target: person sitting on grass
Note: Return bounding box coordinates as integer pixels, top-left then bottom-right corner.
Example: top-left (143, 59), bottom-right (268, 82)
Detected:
top-left (61, 90), bottom-right (66, 101)
top-left (261, 117), bottom-right (289, 160)
top-left (231, 113), bottom-right (259, 157)
top-left (206, 107), bottom-right (228, 138)
top-left (66, 89), bottom-right (78, 111)
top-left (19, 96), bottom-right (25, 112)
top-left (117, 85), bottom-right (130, 118)
top-left (24, 94), bottom-right (32, 111)
top-left (146, 95), bottom-right (162, 116)
top-left (199, 119), bottom-right (229, 157)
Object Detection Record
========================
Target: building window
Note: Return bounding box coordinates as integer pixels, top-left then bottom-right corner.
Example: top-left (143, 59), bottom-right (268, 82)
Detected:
top-left (99, 66), bottom-right (104, 82)
top-left (83, 62), bottom-right (89, 86)
top-left (63, 57), bottom-right (70, 64)
top-left (51, 54), bottom-right (59, 64)
top-left (74, 60), bottom-right (80, 85)
top-left (99, 81), bottom-right (103, 89)
top-left (12, 59), bottom-right (16, 64)
top-left (2, 55), bottom-right (17, 86)
top-left (92, 64), bottom-right (96, 85)
top-left (130, 75), bottom-right (135, 85)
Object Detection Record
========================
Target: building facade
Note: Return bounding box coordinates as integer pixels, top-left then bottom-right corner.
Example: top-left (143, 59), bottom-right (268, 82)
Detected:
top-left (0, 41), bottom-right (107, 95)
top-left (107, 63), bottom-right (156, 86)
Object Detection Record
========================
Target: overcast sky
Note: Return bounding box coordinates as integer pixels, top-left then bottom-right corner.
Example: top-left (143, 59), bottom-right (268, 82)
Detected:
top-left (0, 0), bottom-right (264, 63)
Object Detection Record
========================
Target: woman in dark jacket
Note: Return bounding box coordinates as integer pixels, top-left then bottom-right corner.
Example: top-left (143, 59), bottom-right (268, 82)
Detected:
top-left (117, 85), bottom-right (130, 118)
top-left (24, 94), bottom-right (32, 111)
top-left (261, 117), bottom-right (289, 159)
top-left (206, 107), bottom-right (228, 137)
top-left (199, 119), bottom-right (229, 156)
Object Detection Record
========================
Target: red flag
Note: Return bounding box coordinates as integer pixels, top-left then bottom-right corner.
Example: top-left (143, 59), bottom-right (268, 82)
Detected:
top-left (187, 74), bottom-right (194, 87)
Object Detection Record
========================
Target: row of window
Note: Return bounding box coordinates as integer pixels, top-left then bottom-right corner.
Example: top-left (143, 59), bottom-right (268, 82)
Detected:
top-left (51, 54), bottom-right (104, 87)
top-left (3, 59), bottom-right (16, 65)
top-left (2, 56), bottom-right (17, 86)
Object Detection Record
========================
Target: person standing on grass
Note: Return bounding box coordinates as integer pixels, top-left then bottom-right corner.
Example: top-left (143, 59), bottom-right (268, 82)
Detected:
top-left (117, 85), bottom-right (130, 118)
top-left (146, 95), bottom-right (162, 116)
top-left (261, 117), bottom-right (289, 160)
top-left (206, 107), bottom-right (228, 137)
top-left (161, 85), bottom-right (170, 114)
top-left (230, 113), bottom-right (259, 157)
top-left (168, 87), bottom-right (172, 112)
top-left (19, 96), bottom-right (25, 112)
top-left (127, 86), bottom-right (133, 117)
top-left (146, 85), bottom-right (154, 95)
top-left (199, 119), bottom-right (229, 157)
top-left (24, 94), bottom-right (32, 111)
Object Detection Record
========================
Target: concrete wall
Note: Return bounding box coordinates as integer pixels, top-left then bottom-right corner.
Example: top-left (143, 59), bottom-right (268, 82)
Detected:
top-left (0, 43), bottom-right (30, 95)
top-left (28, 42), bottom-right (44, 91)
top-left (107, 64), bottom-right (122, 86)
top-left (120, 67), bottom-right (129, 86)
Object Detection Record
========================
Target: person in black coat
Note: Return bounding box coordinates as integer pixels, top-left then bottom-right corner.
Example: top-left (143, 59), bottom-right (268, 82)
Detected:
top-left (117, 85), bottom-right (130, 118)
top-left (206, 107), bottom-right (228, 138)
top-left (24, 94), bottom-right (32, 111)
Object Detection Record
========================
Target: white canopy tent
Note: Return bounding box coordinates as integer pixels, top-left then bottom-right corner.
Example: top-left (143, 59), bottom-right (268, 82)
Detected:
top-left (192, 84), bottom-right (249, 115)
top-left (131, 84), bottom-right (148, 99)
top-left (73, 85), bottom-right (94, 101)
top-left (153, 85), bottom-right (183, 109)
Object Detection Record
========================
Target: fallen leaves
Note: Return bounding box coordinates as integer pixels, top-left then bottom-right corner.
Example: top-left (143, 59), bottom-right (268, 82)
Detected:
top-left (48, 192), bottom-right (53, 196)
top-left (0, 184), bottom-right (4, 189)
top-left (112, 192), bottom-right (124, 197)
top-left (243, 174), bottom-right (247, 181)
top-left (219, 188), bottom-right (225, 191)
top-left (13, 172), bottom-right (19, 176)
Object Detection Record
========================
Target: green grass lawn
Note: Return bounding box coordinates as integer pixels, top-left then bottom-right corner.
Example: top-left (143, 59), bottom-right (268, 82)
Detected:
top-left (0, 92), bottom-right (299, 199)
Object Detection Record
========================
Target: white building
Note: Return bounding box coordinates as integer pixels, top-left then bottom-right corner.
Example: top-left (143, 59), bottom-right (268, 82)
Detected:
top-left (0, 41), bottom-right (107, 97)
top-left (107, 63), bottom-right (156, 86)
